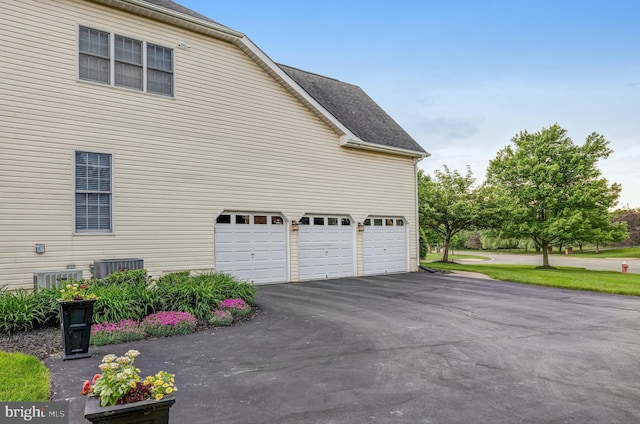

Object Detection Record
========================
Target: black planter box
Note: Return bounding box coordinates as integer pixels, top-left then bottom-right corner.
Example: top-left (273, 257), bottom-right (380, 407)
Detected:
top-left (58, 299), bottom-right (96, 360)
top-left (84, 395), bottom-right (175, 424)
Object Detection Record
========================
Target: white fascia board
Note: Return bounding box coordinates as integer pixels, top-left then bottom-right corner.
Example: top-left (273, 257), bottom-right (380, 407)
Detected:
top-left (340, 136), bottom-right (430, 159)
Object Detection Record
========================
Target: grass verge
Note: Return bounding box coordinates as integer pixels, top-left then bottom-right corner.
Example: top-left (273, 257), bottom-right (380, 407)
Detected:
top-left (423, 262), bottom-right (640, 296)
top-left (0, 351), bottom-right (50, 401)
top-left (567, 247), bottom-right (640, 259)
top-left (424, 253), bottom-right (489, 261)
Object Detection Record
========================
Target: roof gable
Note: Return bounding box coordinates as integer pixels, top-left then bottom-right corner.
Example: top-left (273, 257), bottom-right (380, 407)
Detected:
top-left (279, 65), bottom-right (426, 156)
top-left (90, 0), bottom-right (427, 157)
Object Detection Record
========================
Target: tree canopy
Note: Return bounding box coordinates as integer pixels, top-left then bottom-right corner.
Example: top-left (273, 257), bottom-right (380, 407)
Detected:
top-left (485, 123), bottom-right (626, 267)
top-left (418, 166), bottom-right (499, 262)
top-left (612, 207), bottom-right (640, 246)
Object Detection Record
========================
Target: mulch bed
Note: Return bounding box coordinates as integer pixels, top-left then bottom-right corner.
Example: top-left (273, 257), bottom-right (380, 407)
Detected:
top-left (0, 307), bottom-right (260, 362)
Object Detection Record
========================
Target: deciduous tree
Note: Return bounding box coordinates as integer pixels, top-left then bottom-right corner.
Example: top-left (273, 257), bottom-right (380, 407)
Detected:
top-left (485, 124), bottom-right (626, 267)
top-left (418, 166), bottom-right (499, 262)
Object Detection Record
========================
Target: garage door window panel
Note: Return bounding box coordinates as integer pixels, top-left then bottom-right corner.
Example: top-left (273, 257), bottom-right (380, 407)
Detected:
top-left (363, 216), bottom-right (407, 275)
top-left (298, 215), bottom-right (354, 280)
top-left (215, 212), bottom-right (287, 284)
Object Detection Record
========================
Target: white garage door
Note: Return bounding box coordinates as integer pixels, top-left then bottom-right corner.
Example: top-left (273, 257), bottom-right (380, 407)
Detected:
top-left (215, 213), bottom-right (286, 284)
top-left (298, 216), bottom-right (354, 280)
top-left (363, 217), bottom-right (407, 275)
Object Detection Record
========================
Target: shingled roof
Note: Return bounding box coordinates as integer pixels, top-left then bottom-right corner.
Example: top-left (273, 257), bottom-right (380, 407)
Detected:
top-left (140, 0), bottom-right (227, 27)
top-left (279, 64), bottom-right (426, 155)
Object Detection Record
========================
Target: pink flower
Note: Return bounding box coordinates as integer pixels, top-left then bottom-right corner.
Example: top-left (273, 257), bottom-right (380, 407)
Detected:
top-left (219, 298), bottom-right (248, 309)
top-left (81, 380), bottom-right (92, 395)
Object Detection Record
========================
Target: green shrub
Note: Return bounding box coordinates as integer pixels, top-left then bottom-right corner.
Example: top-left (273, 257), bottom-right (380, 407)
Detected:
top-left (100, 269), bottom-right (150, 286)
top-left (155, 273), bottom-right (222, 319)
top-left (32, 287), bottom-right (62, 328)
top-left (207, 309), bottom-right (233, 327)
top-left (142, 311), bottom-right (197, 337)
top-left (197, 272), bottom-right (257, 305)
top-left (0, 287), bottom-right (48, 334)
top-left (156, 270), bottom-right (191, 285)
top-left (92, 271), bottom-right (156, 323)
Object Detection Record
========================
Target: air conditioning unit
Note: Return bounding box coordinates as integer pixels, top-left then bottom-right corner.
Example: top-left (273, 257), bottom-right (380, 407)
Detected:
top-left (93, 258), bottom-right (144, 279)
top-left (33, 269), bottom-right (83, 290)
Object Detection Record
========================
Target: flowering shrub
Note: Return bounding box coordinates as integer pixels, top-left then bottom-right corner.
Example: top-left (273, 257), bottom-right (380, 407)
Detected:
top-left (59, 281), bottom-right (97, 301)
top-left (142, 311), bottom-right (197, 337)
top-left (81, 350), bottom-right (177, 407)
top-left (90, 320), bottom-right (146, 346)
top-left (219, 298), bottom-right (252, 317)
top-left (207, 309), bottom-right (233, 326)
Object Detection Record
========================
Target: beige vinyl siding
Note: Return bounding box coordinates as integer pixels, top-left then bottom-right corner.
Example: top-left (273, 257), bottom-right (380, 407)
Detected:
top-left (0, 0), bottom-right (419, 289)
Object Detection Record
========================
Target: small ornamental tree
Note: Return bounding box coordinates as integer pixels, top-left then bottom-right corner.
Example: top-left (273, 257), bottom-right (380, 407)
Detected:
top-left (418, 166), bottom-right (500, 262)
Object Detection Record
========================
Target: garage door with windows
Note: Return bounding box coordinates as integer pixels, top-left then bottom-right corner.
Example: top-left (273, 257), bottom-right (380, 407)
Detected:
top-left (363, 217), bottom-right (407, 275)
top-left (214, 212), bottom-right (286, 284)
top-left (298, 215), bottom-right (354, 280)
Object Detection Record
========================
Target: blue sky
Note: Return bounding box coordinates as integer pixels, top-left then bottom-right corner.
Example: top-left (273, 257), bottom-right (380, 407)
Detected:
top-left (179, 0), bottom-right (640, 207)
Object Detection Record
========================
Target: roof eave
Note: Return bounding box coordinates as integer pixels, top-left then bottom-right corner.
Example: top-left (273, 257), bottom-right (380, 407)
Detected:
top-left (87, 0), bottom-right (244, 42)
top-left (340, 136), bottom-right (430, 159)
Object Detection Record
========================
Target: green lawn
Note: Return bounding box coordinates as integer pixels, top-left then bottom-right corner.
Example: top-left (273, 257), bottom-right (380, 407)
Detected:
top-left (422, 262), bottom-right (640, 296)
top-left (0, 351), bottom-right (50, 401)
top-left (424, 253), bottom-right (489, 261)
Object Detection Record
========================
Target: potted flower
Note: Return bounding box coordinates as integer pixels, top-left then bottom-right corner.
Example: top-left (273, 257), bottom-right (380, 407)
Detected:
top-left (58, 281), bottom-right (98, 360)
top-left (82, 350), bottom-right (177, 424)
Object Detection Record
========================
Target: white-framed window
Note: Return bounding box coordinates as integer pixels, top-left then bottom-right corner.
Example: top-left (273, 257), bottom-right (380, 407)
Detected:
top-left (75, 151), bottom-right (112, 232)
top-left (79, 26), bottom-right (174, 96)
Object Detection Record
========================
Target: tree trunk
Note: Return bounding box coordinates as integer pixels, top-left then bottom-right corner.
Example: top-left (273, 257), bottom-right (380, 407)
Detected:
top-left (579, 243), bottom-right (584, 253)
top-left (596, 243), bottom-right (600, 253)
top-left (541, 241), bottom-right (550, 267)
top-left (442, 234), bottom-right (450, 262)
top-left (535, 244), bottom-right (541, 253)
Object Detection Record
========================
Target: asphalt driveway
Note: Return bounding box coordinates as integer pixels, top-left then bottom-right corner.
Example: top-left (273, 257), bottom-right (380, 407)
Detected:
top-left (49, 273), bottom-right (640, 423)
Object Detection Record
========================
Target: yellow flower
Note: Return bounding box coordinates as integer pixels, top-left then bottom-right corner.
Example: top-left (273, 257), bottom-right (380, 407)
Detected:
top-left (130, 381), bottom-right (136, 388)
top-left (166, 388), bottom-right (173, 394)
top-left (155, 394), bottom-right (163, 400)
